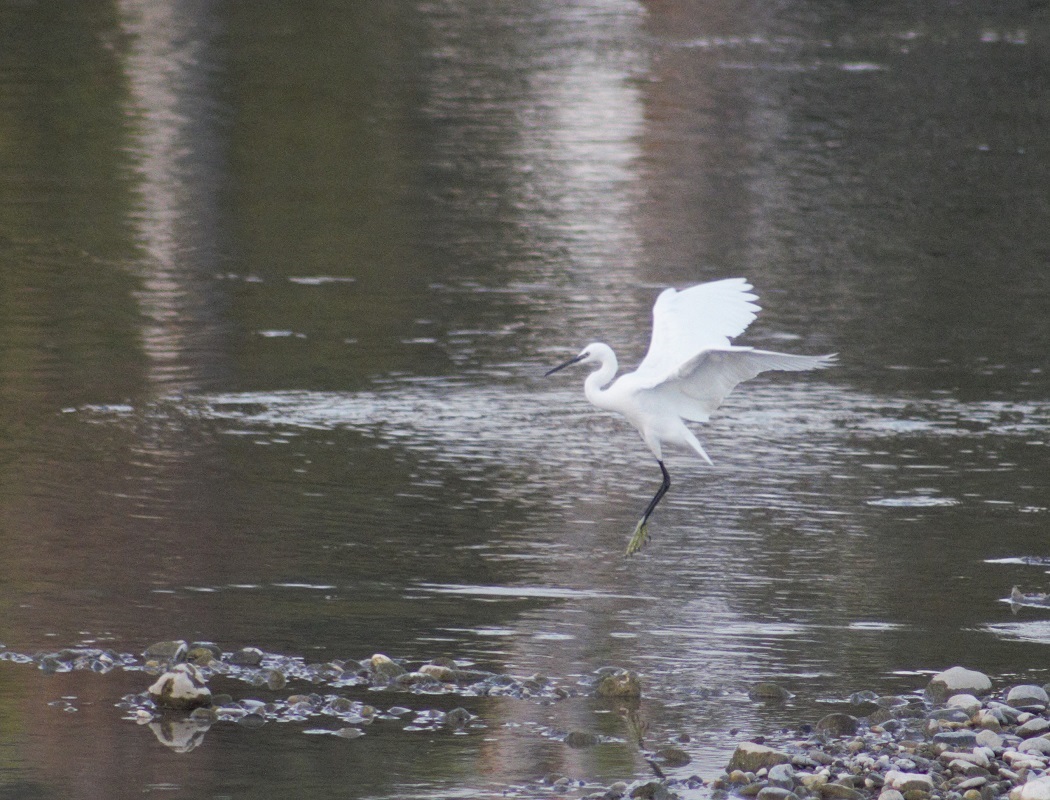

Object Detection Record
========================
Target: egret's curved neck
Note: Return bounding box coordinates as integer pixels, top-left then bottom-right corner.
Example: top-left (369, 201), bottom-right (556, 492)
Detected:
top-left (583, 353), bottom-right (618, 408)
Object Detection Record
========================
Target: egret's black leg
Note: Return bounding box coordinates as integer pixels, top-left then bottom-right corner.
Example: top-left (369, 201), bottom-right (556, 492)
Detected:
top-left (625, 460), bottom-right (671, 556)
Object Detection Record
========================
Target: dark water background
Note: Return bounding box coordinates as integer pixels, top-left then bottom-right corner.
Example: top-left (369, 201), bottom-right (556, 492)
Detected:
top-left (0, 0), bottom-right (1048, 797)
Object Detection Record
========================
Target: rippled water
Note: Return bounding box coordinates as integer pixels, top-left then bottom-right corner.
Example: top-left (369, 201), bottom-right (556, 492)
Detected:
top-left (1, 0), bottom-right (1048, 798)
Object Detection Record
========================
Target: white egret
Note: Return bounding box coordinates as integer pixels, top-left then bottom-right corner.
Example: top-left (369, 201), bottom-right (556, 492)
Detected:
top-left (545, 278), bottom-right (836, 555)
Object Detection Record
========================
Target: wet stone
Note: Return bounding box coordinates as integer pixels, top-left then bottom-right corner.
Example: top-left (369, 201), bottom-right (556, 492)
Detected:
top-left (265, 669), bottom-right (287, 691)
top-left (594, 669), bottom-right (642, 698)
top-left (766, 763), bottom-right (795, 788)
top-left (819, 783), bottom-right (866, 800)
top-left (185, 642), bottom-right (221, 665)
top-left (927, 708), bottom-right (972, 723)
top-left (927, 667), bottom-right (993, 701)
top-left (565, 731), bottom-right (601, 748)
top-left (629, 781), bottom-right (670, 800)
top-left (728, 743), bottom-right (791, 773)
top-left (228, 647), bottom-right (264, 667)
top-left (1011, 777), bottom-right (1050, 800)
top-left (887, 772), bottom-right (935, 794)
top-left (1007, 685), bottom-right (1050, 711)
top-left (756, 788), bottom-right (799, 800)
top-left (652, 748), bottom-right (691, 768)
top-left (975, 729), bottom-right (1003, 749)
top-left (946, 694), bottom-right (982, 716)
top-left (418, 663), bottom-right (456, 682)
top-left (878, 791), bottom-right (906, 800)
top-left (445, 707), bottom-right (473, 729)
top-left (148, 664), bottom-right (212, 711)
top-left (934, 730), bottom-right (978, 749)
top-left (975, 710), bottom-right (1003, 731)
top-left (143, 640), bottom-right (188, 664)
top-left (1017, 717), bottom-right (1050, 738)
top-left (816, 713), bottom-right (860, 737)
top-left (1017, 736), bottom-right (1050, 755)
top-left (750, 683), bottom-right (793, 701)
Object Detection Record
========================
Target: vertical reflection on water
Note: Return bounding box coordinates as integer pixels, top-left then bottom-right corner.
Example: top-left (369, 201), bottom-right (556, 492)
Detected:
top-left (422, 0), bottom-right (656, 781)
top-left (423, 0), bottom-right (648, 321)
top-left (118, 0), bottom-right (226, 391)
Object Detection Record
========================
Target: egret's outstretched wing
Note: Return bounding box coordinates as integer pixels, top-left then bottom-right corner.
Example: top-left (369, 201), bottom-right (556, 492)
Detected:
top-left (635, 278), bottom-right (760, 385)
top-left (654, 347), bottom-right (837, 423)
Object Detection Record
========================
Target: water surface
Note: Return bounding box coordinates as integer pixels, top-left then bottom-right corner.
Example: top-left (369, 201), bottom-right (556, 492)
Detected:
top-left (0, 0), bottom-right (1047, 797)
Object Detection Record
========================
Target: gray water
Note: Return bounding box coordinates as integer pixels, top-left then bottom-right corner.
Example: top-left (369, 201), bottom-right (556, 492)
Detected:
top-left (0, 0), bottom-right (1048, 797)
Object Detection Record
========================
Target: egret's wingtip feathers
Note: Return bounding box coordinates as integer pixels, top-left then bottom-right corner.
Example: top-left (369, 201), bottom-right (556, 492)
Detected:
top-left (815, 353), bottom-right (839, 369)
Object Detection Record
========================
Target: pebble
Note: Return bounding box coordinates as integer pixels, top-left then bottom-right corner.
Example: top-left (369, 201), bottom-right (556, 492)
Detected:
top-left (946, 694), bottom-right (983, 716)
top-left (933, 730), bottom-right (978, 749)
top-left (708, 671), bottom-right (1050, 800)
top-left (1011, 776), bottom-right (1050, 800)
top-left (1018, 737), bottom-right (1050, 755)
top-left (975, 728), bottom-right (1004, 748)
top-left (975, 710), bottom-right (1003, 731)
top-left (1018, 718), bottom-right (1050, 738)
top-left (756, 788), bottom-right (799, 800)
top-left (821, 783), bottom-right (866, 800)
top-left (886, 772), bottom-right (935, 793)
top-left (816, 713), bottom-right (860, 737)
top-left (877, 791), bottom-right (905, 800)
top-left (18, 637), bottom-right (1050, 800)
top-left (767, 763), bottom-right (795, 788)
top-left (1008, 686), bottom-right (1050, 711)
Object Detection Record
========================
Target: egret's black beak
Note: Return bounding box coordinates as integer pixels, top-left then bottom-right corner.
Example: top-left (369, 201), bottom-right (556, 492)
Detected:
top-left (544, 353), bottom-right (587, 377)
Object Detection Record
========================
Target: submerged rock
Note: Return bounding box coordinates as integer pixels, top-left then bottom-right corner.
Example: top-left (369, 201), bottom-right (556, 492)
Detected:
top-left (185, 642), bottom-right (221, 666)
top-left (417, 663), bottom-right (457, 682)
top-left (369, 653), bottom-right (407, 683)
top-left (148, 664), bottom-right (212, 711)
top-left (750, 682), bottom-right (794, 701)
top-left (652, 747), bottom-right (691, 768)
top-left (564, 731), bottom-right (601, 748)
top-left (143, 640), bottom-right (188, 665)
top-left (594, 669), bottom-right (642, 698)
top-left (444, 707), bottom-right (472, 729)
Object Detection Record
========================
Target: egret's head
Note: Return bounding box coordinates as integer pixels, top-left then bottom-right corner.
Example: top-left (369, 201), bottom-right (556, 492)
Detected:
top-left (544, 343), bottom-right (611, 376)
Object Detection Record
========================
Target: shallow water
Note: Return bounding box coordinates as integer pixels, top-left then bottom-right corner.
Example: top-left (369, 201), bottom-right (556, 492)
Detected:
top-left (1, 0), bottom-right (1048, 797)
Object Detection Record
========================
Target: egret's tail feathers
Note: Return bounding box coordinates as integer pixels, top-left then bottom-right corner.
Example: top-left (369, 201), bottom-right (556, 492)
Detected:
top-left (684, 429), bottom-right (714, 466)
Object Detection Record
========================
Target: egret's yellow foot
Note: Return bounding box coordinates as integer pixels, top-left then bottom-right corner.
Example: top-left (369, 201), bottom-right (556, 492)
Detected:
top-left (625, 519), bottom-right (650, 556)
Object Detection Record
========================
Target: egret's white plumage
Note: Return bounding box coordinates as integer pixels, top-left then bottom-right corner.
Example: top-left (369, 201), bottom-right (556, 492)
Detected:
top-left (545, 278), bottom-right (836, 555)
